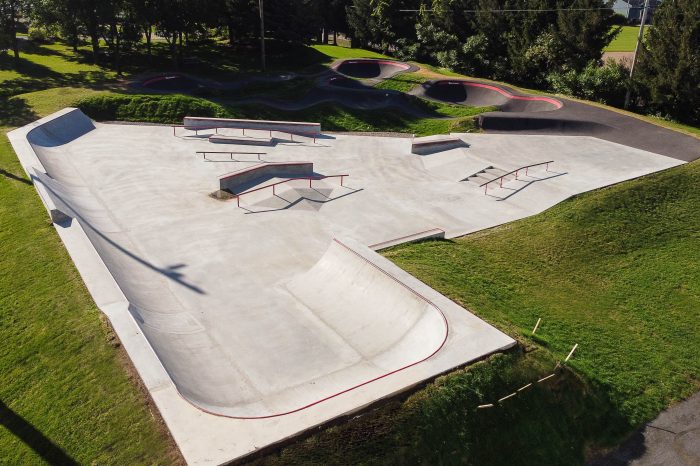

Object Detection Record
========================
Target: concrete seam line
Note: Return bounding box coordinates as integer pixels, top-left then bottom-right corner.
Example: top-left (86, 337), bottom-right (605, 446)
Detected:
top-left (174, 238), bottom-right (449, 420)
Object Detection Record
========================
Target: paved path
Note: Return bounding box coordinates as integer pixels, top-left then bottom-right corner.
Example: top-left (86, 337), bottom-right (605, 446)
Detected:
top-left (591, 391), bottom-right (700, 466)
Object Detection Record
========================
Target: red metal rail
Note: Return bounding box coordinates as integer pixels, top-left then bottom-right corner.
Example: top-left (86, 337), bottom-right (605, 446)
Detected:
top-left (172, 125), bottom-right (319, 143)
top-left (480, 161), bottom-right (554, 194)
top-left (234, 174), bottom-right (348, 207)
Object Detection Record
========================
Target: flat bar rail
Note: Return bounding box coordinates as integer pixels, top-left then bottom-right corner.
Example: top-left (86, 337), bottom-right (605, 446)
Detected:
top-left (234, 174), bottom-right (348, 207)
top-left (196, 151), bottom-right (265, 160)
top-left (480, 160), bottom-right (554, 194)
top-left (173, 125), bottom-right (319, 143)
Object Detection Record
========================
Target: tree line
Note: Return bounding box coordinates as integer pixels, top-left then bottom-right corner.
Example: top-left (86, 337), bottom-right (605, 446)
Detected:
top-left (1, 0), bottom-right (698, 124)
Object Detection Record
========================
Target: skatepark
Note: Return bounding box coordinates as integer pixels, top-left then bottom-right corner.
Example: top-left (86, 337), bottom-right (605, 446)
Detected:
top-left (9, 87), bottom-right (688, 463)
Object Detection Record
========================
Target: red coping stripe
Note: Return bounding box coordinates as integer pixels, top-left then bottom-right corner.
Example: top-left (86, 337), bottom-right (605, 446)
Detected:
top-left (440, 81), bottom-right (563, 109)
top-left (173, 238), bottom-right (449, 419)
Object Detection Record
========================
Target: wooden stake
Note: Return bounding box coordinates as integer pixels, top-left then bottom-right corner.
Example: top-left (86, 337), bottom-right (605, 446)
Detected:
top-left (532, 318), bottom-right (541, 334)
top-left (565, 343), bottom-right (578, 362)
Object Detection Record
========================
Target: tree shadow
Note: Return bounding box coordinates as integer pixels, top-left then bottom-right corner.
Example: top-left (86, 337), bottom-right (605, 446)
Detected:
top-left (0, 169), bottom-right (32, 185)
top-left (0, 96), bottom-right (38, 127)
top-left (0, 400), bottom-right (79, 465)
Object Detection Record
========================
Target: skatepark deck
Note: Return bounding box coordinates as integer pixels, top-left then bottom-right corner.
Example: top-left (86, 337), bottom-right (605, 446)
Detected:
top-left (8, 108), bottom-right (686, 464)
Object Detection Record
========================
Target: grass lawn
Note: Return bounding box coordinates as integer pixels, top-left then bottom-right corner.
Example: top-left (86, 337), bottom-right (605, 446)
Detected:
top-left (311, 44), bottom-right (390, 60)
top-left (605, 25), bottom-right (648, 52)
top-left (0, 126), bottom-right (181, 463)
top-left (256, 160), bottom-right (700, 465)
top-left (374, 71), bottom-right (425, 93)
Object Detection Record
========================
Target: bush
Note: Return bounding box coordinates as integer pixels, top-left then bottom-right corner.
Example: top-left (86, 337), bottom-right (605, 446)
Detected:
top-left (546, 61), bottom-right (629, 107)
top-left (27, 26), bottom-right (57, 43)
top-left (76, 94), bottom-right (229, 123)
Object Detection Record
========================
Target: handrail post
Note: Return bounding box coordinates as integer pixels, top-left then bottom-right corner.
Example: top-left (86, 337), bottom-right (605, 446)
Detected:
top-left (526, 166), bottom-right (528, 176)
top-left (515, 170), bottom-right (518, 180)
top-left (272, 184), bottom-right (275, 195)
top-left (546, 162), bottom-right (549, 171)
top-left (173, 126), bottom-right (176, 136)
top-left (237, 195), bottom-right (240, 207)
top-left (242, 128), bottom-right (245, 136)
top-left (309, 178), bottom-right (312, 188)
top-left (499, 177), bottom-right (503, 188)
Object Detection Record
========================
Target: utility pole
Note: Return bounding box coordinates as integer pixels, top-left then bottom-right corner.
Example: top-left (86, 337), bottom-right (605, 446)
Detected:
top-left (258, 0), bottom-right (266, 71)
top-left (624, 0), bottom-right (651, 109)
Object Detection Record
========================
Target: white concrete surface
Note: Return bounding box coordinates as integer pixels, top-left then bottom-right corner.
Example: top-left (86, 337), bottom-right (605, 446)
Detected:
top-left (8, 108), bottom-right (684, 465)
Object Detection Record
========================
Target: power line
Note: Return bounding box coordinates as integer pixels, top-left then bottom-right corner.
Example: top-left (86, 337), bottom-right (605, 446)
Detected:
top-left (399, 7), bottom-right (631, 13)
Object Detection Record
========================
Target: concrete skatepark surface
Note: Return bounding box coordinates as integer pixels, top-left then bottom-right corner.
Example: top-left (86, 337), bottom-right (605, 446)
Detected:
top-left (8, 107), bottom-right (689, 464)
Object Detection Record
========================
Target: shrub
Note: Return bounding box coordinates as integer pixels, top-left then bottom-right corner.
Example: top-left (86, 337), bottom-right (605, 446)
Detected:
top-left (546, 61), bottom-right (629, 107)
top-left (27, 25), bottom-right (58, 43)
top-left (76, 94), bottom-right (229, 123)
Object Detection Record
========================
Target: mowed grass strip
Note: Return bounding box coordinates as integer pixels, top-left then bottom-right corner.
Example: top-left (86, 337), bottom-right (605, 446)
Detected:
top-left (0, 130), bottom-right (179, 463)
top-left (605, 25), bottom-right (648, 52)
top-left (384, 161), bottom-right (700, 426)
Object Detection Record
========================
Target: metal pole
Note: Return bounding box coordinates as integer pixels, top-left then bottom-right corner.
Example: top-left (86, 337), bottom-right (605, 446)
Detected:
top-left (624, 0), bottom-right (651, 109)
top-left (258, 0), bottom-right (266, 71)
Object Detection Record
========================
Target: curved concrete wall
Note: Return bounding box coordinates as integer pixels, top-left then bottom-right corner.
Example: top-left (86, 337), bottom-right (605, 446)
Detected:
top-left (23, 109), bottom-right (450, 419)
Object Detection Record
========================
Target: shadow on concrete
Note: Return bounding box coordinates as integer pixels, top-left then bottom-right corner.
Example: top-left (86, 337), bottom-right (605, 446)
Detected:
top-left (241, 186), bottom-right (363, 214)
top-left (486, 171), bottom-right (568, 201)
top-left (0, 400), bottom-right (79, 465)
top-left (34, 174), bottom-right (205, 294)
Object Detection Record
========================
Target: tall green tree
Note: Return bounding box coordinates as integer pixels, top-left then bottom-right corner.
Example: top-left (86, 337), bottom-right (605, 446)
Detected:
top-left (0, 0), bottom-right (29, 62)
top-left (638, 0), bottom-right (700, 124)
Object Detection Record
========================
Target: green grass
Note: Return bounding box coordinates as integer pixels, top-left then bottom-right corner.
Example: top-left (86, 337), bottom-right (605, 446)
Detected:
top-left (385, 163), bottom-right (700, 425)
top-left (0, 128), bottom-right (180, 464)
top-left (74, 91), bottom-right (486, 136)
top-left (256, 161), bottom-right (700, 465)
top-left (374, 71), bottom-right (425, 93)
top-left (0, 41), bottom-right (117, 97)
top-left (605, 26), bottom-right (649, 52)
top-left (311, 44), bottom-right (390, 60)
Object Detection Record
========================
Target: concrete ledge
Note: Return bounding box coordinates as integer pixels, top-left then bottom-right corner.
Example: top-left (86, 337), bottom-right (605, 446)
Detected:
top-left (369, 228), bottom-right (446, 250)
top-left (184, 116), bottom-right (321, 135)
top-left (208, 134), bottom-right (275, 146)
top-left (411, 135), bottom-right (468, 155)
top-left (219, 161), bottom-right (314, 193)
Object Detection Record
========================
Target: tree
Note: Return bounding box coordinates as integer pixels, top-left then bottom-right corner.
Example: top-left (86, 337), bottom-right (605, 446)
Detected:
top-left (0, 0), bottom-right (29, 62)
top-left (637, 0), bottom-right (700, 123)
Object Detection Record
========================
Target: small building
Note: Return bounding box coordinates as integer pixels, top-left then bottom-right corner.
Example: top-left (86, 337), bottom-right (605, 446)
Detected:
top-left (613, 0), bottom-right (662, 24)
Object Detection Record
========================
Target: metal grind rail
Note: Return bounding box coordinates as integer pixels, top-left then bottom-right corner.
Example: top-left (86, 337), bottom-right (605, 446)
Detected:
top-left (196, 151), bottom-right (265, 161)
top-left (233, 174), bottom-right (349, 207)
top-left (172, 125), bottom-right (320, 143)
top-left (480, 161), bottom-right (554, 194)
